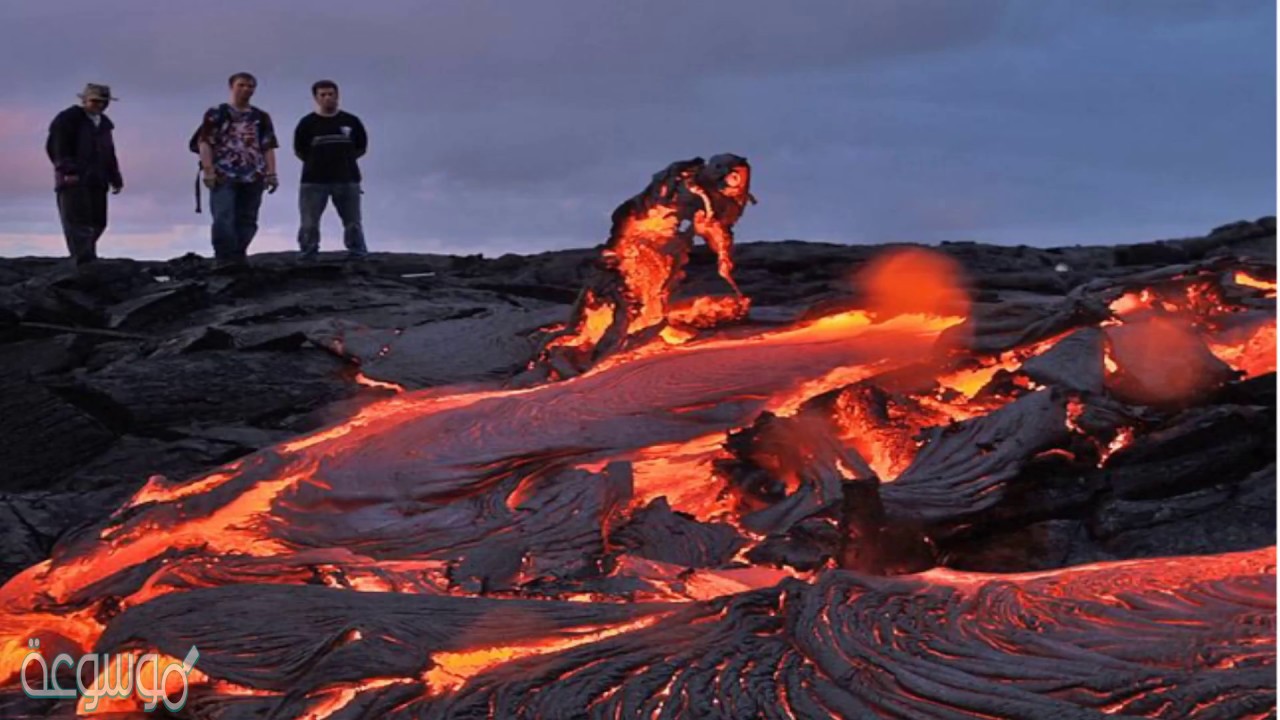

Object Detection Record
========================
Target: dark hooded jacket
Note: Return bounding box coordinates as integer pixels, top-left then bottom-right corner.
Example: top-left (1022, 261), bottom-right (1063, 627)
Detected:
top-left (46, 106), bottom-right (123, 191)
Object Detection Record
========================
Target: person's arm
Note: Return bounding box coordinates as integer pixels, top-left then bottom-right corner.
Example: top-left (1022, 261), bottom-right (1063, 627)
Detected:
top-left (197, 108), bottom-right (219, 185)
top-left (293, 116), bottom-right (308, 162)
top-left (352, 115), bottom-right (368, 159)
top-left (198, 142), bottom-right (215, 174)
top-left (107, 134), bottom-right (124, 191)
top-left (260, 111), bottom-right (279, 190)
top-left (47, 112), bottom-right (79, 182)
top-left (104, 118), bottom-right (123, 190)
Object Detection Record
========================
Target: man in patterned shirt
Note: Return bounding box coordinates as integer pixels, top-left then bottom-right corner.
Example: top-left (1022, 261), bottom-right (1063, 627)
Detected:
top-left (196, 72), bottom-right (280, 270)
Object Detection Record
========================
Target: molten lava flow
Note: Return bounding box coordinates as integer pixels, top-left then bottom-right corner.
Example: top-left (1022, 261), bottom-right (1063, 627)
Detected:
top-left (611, 205), bottom-right (684, 333)
top-left (0, 238), bottom-right (1273, 715)
top-left (1209, 318), bottom-right (1277, 377)
top-left (628, 434), bottom-right (734, 521)
top-left (543, 290), bottom-right (616, 352)
top-left (666, 295), bottom-right (751, 332)
top-left (423, 615), bottom-right (668, 696)
top-left (298, 678), bottom-right (416, 719)
top-left (0, 300), bottom-right (967, 688)
top-left (1099, 426), bottom-right (1136, 466)
top-left (1235, 270), bottom-right (1277, 297)
top-left (827, 386), bottom-right (943, 480)
top-left (76, 652), bottom-right (214, 715)
top-left (1108, 278), bottom-right (1235, 322)
top-left (355, 371), bottom-right (405, 392)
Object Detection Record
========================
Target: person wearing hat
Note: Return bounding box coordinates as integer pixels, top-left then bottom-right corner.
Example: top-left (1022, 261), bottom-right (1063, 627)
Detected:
top-left (45, 83), bottom-right (124, 267)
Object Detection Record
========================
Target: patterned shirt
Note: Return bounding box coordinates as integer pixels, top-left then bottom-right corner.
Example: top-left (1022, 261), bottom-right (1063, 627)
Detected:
top-left (199, 104), bottom-right (278, 183)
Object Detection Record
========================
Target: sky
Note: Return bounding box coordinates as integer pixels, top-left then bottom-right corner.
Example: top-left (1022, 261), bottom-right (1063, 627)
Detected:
top-left (0, 1), bottom-right (1274, 260)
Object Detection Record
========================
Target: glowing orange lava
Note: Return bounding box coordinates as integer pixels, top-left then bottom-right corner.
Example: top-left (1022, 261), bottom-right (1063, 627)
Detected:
top-left (1235, 270), bottom-right (1277, 297)
top-left (424, 615), bottom-right (668, 696)
top-left (0, 244), bottom-right (1273, 715)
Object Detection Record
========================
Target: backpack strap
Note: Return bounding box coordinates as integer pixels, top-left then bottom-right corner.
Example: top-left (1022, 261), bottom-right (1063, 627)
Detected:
top-left (191, 104), bottom-right (233, 213)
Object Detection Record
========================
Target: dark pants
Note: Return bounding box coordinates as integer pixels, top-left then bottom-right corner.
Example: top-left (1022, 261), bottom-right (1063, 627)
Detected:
top-left (56, 185), bottom-right (108, 265)
top-left (209, 181), bottom-right (265, 264)
top-left (297, 183), bottom-right (367, 258)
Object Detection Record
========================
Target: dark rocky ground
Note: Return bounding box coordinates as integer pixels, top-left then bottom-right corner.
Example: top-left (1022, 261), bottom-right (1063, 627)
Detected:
top-left (0, 217), bottom-right (1274, 584)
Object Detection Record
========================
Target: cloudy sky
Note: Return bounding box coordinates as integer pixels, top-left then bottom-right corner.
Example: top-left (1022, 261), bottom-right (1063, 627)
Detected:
top-left (0, 1), bottom-right (1274, 260)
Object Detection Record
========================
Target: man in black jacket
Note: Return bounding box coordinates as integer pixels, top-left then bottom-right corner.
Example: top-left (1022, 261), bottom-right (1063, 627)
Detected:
top-left (46, 83), bottom-right (124, 266)
top-left (293, 80), bottom-right (368, 261)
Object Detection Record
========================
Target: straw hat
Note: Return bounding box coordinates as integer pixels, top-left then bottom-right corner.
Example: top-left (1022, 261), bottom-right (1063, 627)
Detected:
top-left (77, 83), bottom-right (119, 102)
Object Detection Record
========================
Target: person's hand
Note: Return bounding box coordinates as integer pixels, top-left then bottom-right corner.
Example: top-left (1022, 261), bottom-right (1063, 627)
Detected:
top-left (61, 173), bottom-right (79, 186)
top-left (202, 169), bottom-right (219, 190)
top-left (264, 173), bottom-right (279, 194)
top-left (110, 182), bottom-right (123, 195)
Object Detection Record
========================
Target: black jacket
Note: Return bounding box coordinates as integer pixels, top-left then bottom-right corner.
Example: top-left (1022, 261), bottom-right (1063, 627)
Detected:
top-left (293, 111), bottom-right (367, 184)
top-left (46, 106), bottom-right (123, 191)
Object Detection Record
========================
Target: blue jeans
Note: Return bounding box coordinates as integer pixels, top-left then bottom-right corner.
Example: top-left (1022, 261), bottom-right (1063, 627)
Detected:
top-left (209, 181), bottom-right (265, 263)
top-left (297, 183), bottom-right (367, 258)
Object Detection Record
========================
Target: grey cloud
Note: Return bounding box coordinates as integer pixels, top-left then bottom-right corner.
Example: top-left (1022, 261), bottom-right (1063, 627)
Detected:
top-left (0, 1), bottom-right (1272, 259)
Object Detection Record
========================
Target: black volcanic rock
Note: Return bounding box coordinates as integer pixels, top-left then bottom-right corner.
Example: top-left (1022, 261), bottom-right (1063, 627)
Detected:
top-left (0, 218), bottom-right (1272, 589)
top-left (611, 498), bottom-right (746, 568)
top-left (0, 376), bottom-right (118, 492)
top-left (80, 349), bottom-right (357, 432)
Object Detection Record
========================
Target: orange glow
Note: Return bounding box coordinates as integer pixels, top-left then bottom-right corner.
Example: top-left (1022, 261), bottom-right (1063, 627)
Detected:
top-left (1234, 271), bottom-right (1277, 296)
top-left (1099, 427), bottom-right (1135, 466)
top-left (679, 566), bottom-right (799, 601)
top-left (1108, 288), bottom-right (1155, 317)
top-left (936, 331), bottom-right (1067, 399)
top-left (545, 291), bottom-right (617, 351)
top-left (423, 615), bottom-right (667, 696)
top-left (611, 205), bottom-right (682, 332)
top-left (1104, 316), bottom-right (1224, 405)
top-left (666, 295), bottom-right (750, 330)
top-left (355, 372), bottom-right (404, 392)
top-left (0, 464), bottom-right (310, 682)
top-left (299, 678), bottom-right (411, 719)
top-left (920, 546), bottom-right (1273, 592)
top-left (936, 363), bottom-right (1008, 399)
top-left (854, 248), bottom-right (970, 321)
top-left (127, 468), bottom-right (239, 509)
top-left (0, 244), bottom-right (1273, 710)
top-left (1208, 319), bottom-right (1277, 377)
top-left (829, 394), bottom-right (918, 481)
top-left (77, 651), bottom-right (212, 715)
top-left (630, 434), bottom-right (733, 521)
top-left (764, 311), bottom-right (966, 417)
